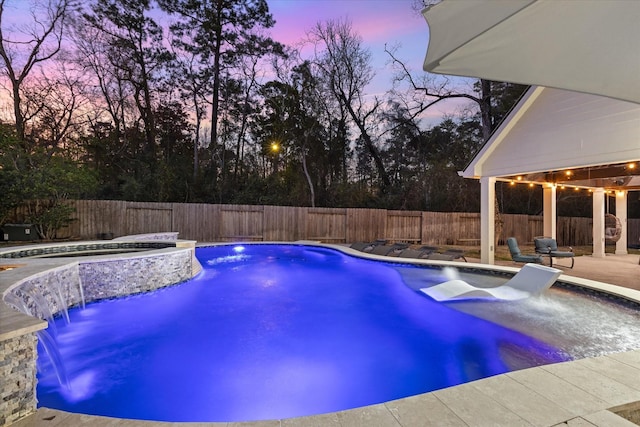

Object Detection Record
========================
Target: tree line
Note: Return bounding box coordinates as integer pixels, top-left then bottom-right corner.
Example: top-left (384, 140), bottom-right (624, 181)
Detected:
top-left (0, 0), bottom-right (609, 238)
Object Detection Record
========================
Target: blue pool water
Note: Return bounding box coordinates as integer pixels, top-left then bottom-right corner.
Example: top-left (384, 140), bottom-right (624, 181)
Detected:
top-left (37, 244), bottom-right (570, 422)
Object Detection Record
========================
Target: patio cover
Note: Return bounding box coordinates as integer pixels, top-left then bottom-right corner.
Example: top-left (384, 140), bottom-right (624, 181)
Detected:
top-left (459, 85), bottom-right (640, 264)
top-left (422, 0), bottom-right (640, 104)
top-left (462, 86), bottom-right (640, 182)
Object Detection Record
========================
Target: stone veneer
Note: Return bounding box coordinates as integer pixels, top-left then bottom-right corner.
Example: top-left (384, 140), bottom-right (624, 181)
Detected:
top-left (6, 263), bottom-right (83, 320)
top-left (78, 249), bottom-right (195, 302)
top-left (5, 250), bottom-right (196, 317)
top-left (0, 240), bottom-right (200, 427)
top-left (0, 334), bottom-right (37, 426)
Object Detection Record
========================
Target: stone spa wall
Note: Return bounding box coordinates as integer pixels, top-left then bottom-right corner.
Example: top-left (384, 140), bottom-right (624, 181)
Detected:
top-left (0, 242), bottom-right (200, 426)
top-left (0, 334), bottom-right (37, 426)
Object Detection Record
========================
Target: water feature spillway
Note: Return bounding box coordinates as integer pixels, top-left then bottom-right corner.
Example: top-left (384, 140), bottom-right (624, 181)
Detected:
top-left (34, 244), bottom-right (640, 422)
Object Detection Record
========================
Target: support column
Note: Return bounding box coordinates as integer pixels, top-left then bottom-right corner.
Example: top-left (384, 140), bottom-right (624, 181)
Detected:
top-left (592, 188), bottom-right (606, 258)
top-left (615, 191), bottom-right (628, 255)
top-left (480, 177), bottom-right (496, 265)
top-left (543, 184), bottom-right (556, 239)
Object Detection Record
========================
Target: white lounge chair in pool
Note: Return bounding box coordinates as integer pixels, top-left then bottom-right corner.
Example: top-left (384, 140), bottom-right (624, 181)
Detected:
top-left (420, 263), bottom-right (561, 302)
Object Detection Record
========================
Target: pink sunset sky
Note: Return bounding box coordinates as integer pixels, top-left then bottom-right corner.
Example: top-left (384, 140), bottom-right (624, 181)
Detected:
top-left (268, 0), bottom-right (429, 94)
top-left (266, 0), bottom-right (470, 124)
top-left (1, 0), bottom-right (467, 126)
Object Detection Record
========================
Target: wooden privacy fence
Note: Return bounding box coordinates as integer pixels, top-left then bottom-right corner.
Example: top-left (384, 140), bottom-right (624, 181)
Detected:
top-left (37, 200), bottom-right (640, 247)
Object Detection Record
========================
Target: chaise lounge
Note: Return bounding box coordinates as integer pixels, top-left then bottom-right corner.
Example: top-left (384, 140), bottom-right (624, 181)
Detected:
top-left (420, 263), bottom-right (561, 301)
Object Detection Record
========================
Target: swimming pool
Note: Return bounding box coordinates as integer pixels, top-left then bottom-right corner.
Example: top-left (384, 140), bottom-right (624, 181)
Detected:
top-left (35, 244), bottom-right (640, 422)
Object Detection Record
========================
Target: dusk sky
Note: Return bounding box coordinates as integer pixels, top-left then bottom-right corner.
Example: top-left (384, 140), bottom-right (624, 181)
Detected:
top-left (265, 0), bottom-right (467, 124)
top-left (5, 0), bottom-right (430, 95)
top-left (267, 0), bottom-right (430, 96)
top-left (1, 0), bottom-right (461, 125)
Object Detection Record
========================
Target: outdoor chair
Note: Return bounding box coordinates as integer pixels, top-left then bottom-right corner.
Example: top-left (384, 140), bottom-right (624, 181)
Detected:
top-left (425, 252), bottom-right (457, 261)
top-left (350, 239), bottom-right (388, 253)
top-left (420, 263), bottom-right (561, 302)
top-left (440, 249), bottom-right (467, 262)
top-left (420, 247), bottom-right (467, 262)
top-left (368, 244), bottom-right (396, 256)
top-left (418, 245), bottom-right (438, 255)
top-left (397, 248), bottom-right (429, 259)
top-left (369, 242), bottom-right (408, 257)
top-left (387, 243), bottom-right (409, 256)
top-left (534, 237), bottom-right (574, 268)
top-left (350, 242), bottom-right (373, 252)
top-left (507, 237), bottom-right (543, 264)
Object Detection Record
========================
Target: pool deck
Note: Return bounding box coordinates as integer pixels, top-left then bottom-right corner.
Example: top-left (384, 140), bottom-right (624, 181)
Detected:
top-left (10, 254), bottom-right (640, 427)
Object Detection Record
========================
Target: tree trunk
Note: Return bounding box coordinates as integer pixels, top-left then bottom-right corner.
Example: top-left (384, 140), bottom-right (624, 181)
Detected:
top-left (193, 98), bottom-right (201, 182)
top-left (301, 134), bottom-right (316, 207)
top-left (11, 81), bottom-right (24, 141)
top-left (342, 98), bottom-right (390, 189)
top-left (480, 79), bottom-right (493, 141)
top-left (209, 18), bottom-right (223, 189)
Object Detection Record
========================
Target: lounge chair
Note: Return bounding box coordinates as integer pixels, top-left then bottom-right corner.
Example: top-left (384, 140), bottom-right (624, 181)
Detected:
top-left (349, 242), bottom-right (373, 252)
top-left (397, 248), bottom-right (428, 259)
top-left (534, 237), bottom-right (575, 268)
top-left (418, 245), bottom-right (438, 255)
top-left (507, 237), bottom-right (543, 264)
top-left (440, 248), bottom-right (467, 262)
top-left (425, 252), bottom-right (457, 261)
top-left (349, 239), bottom-right (388, 253)
top-left (368, 244), bottom-right (395, 256)
top-left (392, 242), bottom-right (409, 249)
top-left (369, 243), bottom-right (408, 257)
top-left (424, 248), bottom-right (467, 262)
top-left (420, 263), bottom-right (561, 301)
top-left (388, 243), bottom-right (410, 256)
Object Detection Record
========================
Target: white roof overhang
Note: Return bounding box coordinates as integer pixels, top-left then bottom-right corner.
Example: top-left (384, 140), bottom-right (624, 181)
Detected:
top-left (461, 86), bottom-right (640, 190)
top-left (423, 0), bottom-right (640, 104)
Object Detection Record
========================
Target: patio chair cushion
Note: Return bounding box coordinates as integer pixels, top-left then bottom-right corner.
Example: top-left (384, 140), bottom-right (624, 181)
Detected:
top-left (507, 237), bottom-right (543, 264)
top-left (534, 238), bottom-right (573, 257)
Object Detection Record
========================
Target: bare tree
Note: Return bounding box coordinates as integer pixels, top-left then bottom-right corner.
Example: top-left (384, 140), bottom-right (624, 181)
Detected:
top-left (0, 0), bottom-right (73, 140)
top-left (168, 36), bottom-right (210, 182)
top-left (82, 0), bottom-right (172, 154)
top-left (71, 20), bottom-right (132, 146)
top-left (21, 63), bottom-right (87, 153)
top-left (232, 55), bottom-right (262, 181)
top-left (309, 19), bottom-right (390, 189)
top-left (411, 0), bottom-right (441, 13)
top-left (385, 45), bottom-right (527, 143)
